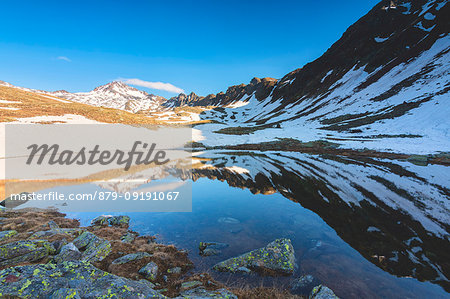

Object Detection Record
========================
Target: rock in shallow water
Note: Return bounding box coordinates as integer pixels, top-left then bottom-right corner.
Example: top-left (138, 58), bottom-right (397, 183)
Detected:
top-left (199, 242), bottom-right (229, 257)
top-left (0, 260), bottom-right (165, 298)
top-left (213, 238), bottom-right (295, 275)
top-left (290, 274), bottom-right (320, 296)
top-left (217, 217), bottom-right (240, 224)
top-left (310, 284), bottom-right (340, 299)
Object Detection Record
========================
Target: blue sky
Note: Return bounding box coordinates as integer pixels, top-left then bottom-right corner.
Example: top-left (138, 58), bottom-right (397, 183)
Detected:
top-left (0, 0), bottom-right (376, 98)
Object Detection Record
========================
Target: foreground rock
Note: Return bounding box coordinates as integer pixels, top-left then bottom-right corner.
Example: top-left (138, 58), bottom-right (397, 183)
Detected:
top-left (213, 238), bottom-right (295, 275)
top-left (0, 240), bottom-right (55, 267)
top-left (310, 285), bottom-right (340, 299)
top-left (112, 252), bottom-right (152, 265)
top-left (53, 243), bottom-right (82, 264)
top-left (0, 230), bottom-right (17, 242)
top-left (0, 260), bottom-right (165, 298)
top-left (290, 274), bottom-right (320, 296)
top-left (177, 286), bottom-right (238, 298)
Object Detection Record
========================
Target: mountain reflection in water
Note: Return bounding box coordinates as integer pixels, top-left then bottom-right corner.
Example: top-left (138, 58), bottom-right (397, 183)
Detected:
top-left (64, 150), bottom-right (449, 298)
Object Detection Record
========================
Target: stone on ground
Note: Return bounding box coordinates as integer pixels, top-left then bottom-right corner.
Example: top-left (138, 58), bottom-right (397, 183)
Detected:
top-left (53, 243), bottom-right (82, 264)
top-left (112, 252), bottom-right (152, 265)
top-left (213, 238), bottom-right (295, 275)
top-left (139, 261), bottom-right (159, 281)
top-left (0, 260), bottom-right (165, 298)
top-left (310, 284), bottom-right (340, 299)
top-left (0, 240), bottom-right (55, 267)
top-left (0, 230), bottom-right (17, 242)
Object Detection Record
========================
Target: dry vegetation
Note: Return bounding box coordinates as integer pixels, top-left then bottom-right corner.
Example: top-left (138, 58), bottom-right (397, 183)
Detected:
top-left (0, 85), bottom-right (157, 124)
top-left (0, 209), bottom-right (303, 298)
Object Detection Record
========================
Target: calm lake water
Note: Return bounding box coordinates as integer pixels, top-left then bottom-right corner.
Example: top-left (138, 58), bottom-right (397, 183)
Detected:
top-left (24, 150), bottom-right (449, 298)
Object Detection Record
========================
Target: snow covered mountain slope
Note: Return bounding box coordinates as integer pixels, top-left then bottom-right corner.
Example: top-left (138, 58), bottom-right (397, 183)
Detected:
top-left (50, 81), bottom-right (166, 113)
top-left (190, 0), bottom-right (450, 154)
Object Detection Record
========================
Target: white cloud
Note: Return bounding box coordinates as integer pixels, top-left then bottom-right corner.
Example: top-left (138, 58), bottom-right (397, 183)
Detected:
top-left (121, 78), bottom-right (184, 94)
top-left (56, 56), bottom-right (71, 62)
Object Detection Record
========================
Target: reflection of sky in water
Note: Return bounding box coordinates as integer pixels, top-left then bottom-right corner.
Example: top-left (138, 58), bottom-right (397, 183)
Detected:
top-left (68, 178), bottom-right (448, 298)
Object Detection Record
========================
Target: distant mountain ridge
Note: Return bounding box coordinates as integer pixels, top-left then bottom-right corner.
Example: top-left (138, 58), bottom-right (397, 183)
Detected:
top-left (50, 81), bottom-right (166, 113)
top-left (190, 0), bottom-right (450, 154)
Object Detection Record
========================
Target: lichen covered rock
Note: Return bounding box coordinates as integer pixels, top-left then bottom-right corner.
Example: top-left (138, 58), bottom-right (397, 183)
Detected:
top-left (0, 240), bottom-right (55, 267)
top-left (310, 285), bottom-right (340, 299)
top-left (213, 238), bottom-right (295, 275)
top-left (180, 280), bottom-right (202, 291)
top-left (121, 231), bottom-right (137, 243)
top-left (50, 288), bottom-right (81, 299)
top-left (0, 260), bottom-right (166, 298)
top-left (90, 215), bottom-right (110, 226)
top-left (112, 252), bottom-right (152, 265)
top-left (139, 261), bottom-right (159, 281)
top-left (31, 228), bottom-right (82, 239)
top-left (82, 238), bottom-right (111, 263)
top-left (109, 215), bottom-right (131, 227)
top-left (72, 231), bottom-right (111, 263)
top-left (290, 274), bottom-right (320, 296)
top-left (0, 230), bottom-right (17, 242)
top-left (53, 243), bottom-right (82, 264)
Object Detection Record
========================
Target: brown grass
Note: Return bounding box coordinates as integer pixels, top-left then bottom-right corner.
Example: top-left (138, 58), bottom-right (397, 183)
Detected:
top-left (0, 85), bottom-right (160, 124)
top-left (0, 209), bottom-right (302, 298)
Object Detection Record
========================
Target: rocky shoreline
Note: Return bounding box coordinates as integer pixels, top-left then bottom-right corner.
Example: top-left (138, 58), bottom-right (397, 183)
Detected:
top-left (0, 209), bottom-right (339, 298)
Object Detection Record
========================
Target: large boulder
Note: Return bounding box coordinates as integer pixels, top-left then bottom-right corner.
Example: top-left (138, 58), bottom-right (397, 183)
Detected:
top-left (213, 238), bottom-right (295, 275)
top-left (0, 240), bottom-right (55, 267)
top-left (0, 260), bottom-right (166, 298)
top-left (310, 285), bottom-right (340, 299)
